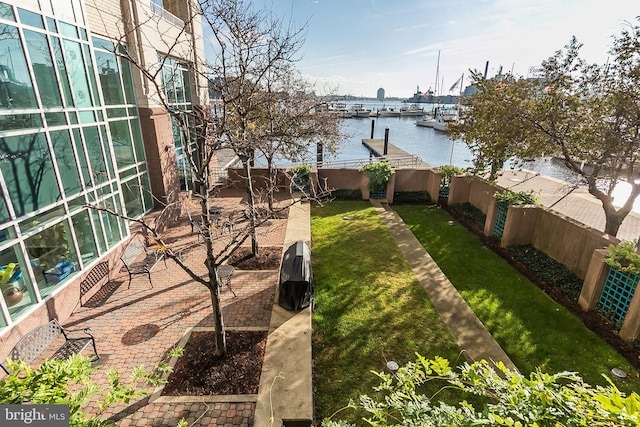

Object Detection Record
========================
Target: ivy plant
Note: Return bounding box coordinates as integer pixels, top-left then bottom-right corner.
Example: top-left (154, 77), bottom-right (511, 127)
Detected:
top-left (360, 162), bottom-right (394, 191)
top-left (494, 188), bottom-right (540, 206)
top-left (605, 240), bottom-right (640, 276)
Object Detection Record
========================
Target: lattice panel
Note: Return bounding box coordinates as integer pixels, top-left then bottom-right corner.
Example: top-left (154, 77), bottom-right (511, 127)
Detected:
top-left (598, 267), bottom-right (639, 327)
top-left (493, 202), bottom-right (508, 239)
top-left (438, 185), bottom-right (450, 200)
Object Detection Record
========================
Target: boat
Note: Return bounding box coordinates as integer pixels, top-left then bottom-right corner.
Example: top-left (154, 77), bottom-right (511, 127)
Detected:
top-left (349, 103), bottom-right (371, 118)
top-left (329, 102), bottom-right (352, 118)
top-left (399, 103), bottom-right (425, 117)
top-left (415, 111), bottom-right (436, 127)
top-left (432, 107), bottom-right (459, 132)
top-left (377, 106), bottom-right (400, 117)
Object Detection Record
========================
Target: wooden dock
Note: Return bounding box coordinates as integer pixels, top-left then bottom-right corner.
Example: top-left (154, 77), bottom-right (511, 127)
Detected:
top-left (361, 139), bottom-right (430, 168)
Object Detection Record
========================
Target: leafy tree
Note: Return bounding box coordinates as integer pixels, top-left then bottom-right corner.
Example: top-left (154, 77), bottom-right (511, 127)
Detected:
top-left (322, 355), bottom-right (640, 427)
top-left (450, 20), bottom-right (640, 236)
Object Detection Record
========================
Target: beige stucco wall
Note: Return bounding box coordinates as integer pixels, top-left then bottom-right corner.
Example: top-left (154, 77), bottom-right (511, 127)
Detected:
top-left (531, 209), bottom-right (617, 280)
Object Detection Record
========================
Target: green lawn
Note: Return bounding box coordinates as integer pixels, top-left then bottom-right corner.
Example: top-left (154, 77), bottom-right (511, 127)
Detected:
top-left (311, 201), bottom-right (463, 423)
top-left (393, 204), bottom-right (640, 393)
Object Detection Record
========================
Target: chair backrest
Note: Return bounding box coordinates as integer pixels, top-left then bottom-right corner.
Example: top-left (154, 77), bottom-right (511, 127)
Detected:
top-left (120, 238), bottom-right (147, 267)
top-left (9, 319), bottom-right (63, 364)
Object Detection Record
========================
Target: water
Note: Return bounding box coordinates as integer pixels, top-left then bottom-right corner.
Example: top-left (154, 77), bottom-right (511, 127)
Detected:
top-left (256, 100), bottom-right (639, 213)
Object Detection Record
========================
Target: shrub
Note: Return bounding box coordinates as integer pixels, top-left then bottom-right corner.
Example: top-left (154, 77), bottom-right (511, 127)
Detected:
top-left (392, 191), bottom-right (431, 204)
top-left (509, 245), bottom-right (584, 299)
top-left (494, 188), bottom-right (540, 206)
top-left (605, 240), bottom-right (640, 276)
top-left (450, 202), bottom-right (486, 230)
top-left (360, 162), bottom-right (393, 191)
top-left (322, 355), bottom-right (640, 427)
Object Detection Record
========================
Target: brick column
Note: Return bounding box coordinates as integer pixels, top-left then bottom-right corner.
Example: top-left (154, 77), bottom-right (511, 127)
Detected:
top-left (578, 249), bottom-right (609, 311)
top-left (138, 107), bottom-right (180, 208)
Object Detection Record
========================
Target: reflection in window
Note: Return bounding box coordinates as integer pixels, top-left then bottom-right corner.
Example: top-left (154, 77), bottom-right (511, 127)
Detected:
top-left (119, 54), bottom-right (136, 104)
top-left (51, 36), bottom-right (73, 107)
top-left (89, 209), bottom-right (107, 254)
top-left (0, 24), bottom-right (37, 109)
top-left (0, 2), bottom-right (15, 21)
top-left (62, 39), bottom-right (92, 107)
top-left (25, 220), bottom-right (78, 298)
top-left (50, 129), bottom-right (82, 197)
top-left (72, 128), bottom-right (90, 187)
top-left (110, 119), bottom-right (135, 168)
top-left (83, 126), bottom-right (108, 184)
top-left (101, 196), bottom-right (123, 248)
top-left (0, 133), bottom-right (61, 217)
top-left (96, 50), bottom-right (123, 105)
top-left (121, 178), bottom-right (143, 218)
top-left (0, 188), bottom-right (9, 223)
top-left (0, 245), bottom-right (36, 321)
top-left (24, 30), bottom-right (62, 108)
top-left (71, 210), bottom-right (97, 267)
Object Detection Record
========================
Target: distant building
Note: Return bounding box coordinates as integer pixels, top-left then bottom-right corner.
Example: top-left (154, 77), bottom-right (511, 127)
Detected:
top-left (377, 88), bottom-right (385, 101)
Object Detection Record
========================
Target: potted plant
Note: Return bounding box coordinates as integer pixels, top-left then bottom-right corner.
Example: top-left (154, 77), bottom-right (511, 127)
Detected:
top-left (290, 164), bottom-right (311, 192)
top-left (360, 161), bottom-right (394, 198)
top-left (604, 240), bottom-right (640, 276)
top-left (437, 164), bottom-right (464, 199)
top-left (494, 188), bottom-right (540, 206)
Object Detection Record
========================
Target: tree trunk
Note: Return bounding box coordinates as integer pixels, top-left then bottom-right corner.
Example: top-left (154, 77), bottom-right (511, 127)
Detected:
top-left (266, 157), bottom-right (275, 213)
top-left (242, 158), bottom-right (260, 256)
top-left (209, 269), bottom-right (226, 356)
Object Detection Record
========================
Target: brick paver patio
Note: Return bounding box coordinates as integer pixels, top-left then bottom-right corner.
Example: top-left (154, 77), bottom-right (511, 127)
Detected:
top-left (63, 194), bottom-right (288, 426)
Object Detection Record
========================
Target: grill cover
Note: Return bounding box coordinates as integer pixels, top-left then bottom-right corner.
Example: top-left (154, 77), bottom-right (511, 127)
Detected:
top-left (278, 241), bottom-right (313, 310)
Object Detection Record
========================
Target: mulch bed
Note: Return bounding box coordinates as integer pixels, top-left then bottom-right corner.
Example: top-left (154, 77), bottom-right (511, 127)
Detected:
top-left (162, 330), bottom-right (267, 396)
top-left (229, 246), bottom-right (282, 270)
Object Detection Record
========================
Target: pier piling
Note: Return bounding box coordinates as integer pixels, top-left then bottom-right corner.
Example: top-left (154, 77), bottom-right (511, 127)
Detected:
top-left (370, 119), bottom-right (375, 139)
top-left (384, 127), bottom-right (389, 155)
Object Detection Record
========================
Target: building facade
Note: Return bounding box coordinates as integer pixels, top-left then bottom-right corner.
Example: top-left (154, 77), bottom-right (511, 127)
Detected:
top-left (0, 0), bottom-right (206, 343)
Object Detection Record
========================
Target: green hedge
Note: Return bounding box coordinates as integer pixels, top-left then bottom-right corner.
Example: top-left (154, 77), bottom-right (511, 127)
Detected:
top-left (393, 191), bottom-right (432, 204)
top-left (450, 202), bottom-right (486, 230)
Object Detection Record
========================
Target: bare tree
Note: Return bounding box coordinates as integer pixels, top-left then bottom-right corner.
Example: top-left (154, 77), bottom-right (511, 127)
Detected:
top-left (89, 0), bottom-right (338, 357)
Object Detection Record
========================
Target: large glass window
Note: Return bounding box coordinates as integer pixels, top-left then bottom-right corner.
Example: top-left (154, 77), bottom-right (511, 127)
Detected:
top-left (0, 5), bottom-right (154, 329)
top-left (110, 119), bottom-right (135, 168)
top-left (0, 245), bottom-right (37, 321)
top-left (25, 219), bottom-right (78, 298)
top-left (95, 50), bottom-right (124, 105)
top-left (0, 133), bottom-right (61, 217)
top-left (24, 30), bottom-right (62, 108)
top-left (50, 129), bottom-right (82, 197)
top-left (0, 23), bottom-right (37, 109)
top-left (161, 56), bottom-right (195, 190)
top-left (83, 125), bottom-right (108, 185)
top-left (62, 39), bottom-right (92, 107)
top-left (71, 210), bottom-right (97, 267)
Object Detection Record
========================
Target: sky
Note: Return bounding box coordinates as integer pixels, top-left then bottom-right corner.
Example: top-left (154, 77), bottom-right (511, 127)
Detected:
top-left (247, 0), bottom-right (637, 99)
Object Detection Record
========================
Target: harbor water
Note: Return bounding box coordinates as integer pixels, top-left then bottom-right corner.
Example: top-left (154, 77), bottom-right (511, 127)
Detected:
top-left (257, 100), bottom-right (639, 213)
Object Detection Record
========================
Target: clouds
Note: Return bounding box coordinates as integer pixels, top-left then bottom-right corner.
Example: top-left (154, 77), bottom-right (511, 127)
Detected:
top-left (208, 0), bottom-right (637, 98)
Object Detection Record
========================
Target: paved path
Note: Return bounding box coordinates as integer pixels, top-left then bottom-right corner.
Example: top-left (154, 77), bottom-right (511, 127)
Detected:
top-left (370, 199), bottom-right (518, 372)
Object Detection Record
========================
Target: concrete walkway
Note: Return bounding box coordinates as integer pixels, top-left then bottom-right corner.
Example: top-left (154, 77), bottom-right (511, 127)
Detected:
top-left (254, 199), bottom-right (313, 427)
top-left (370, 199), bottom-right (518, 372)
